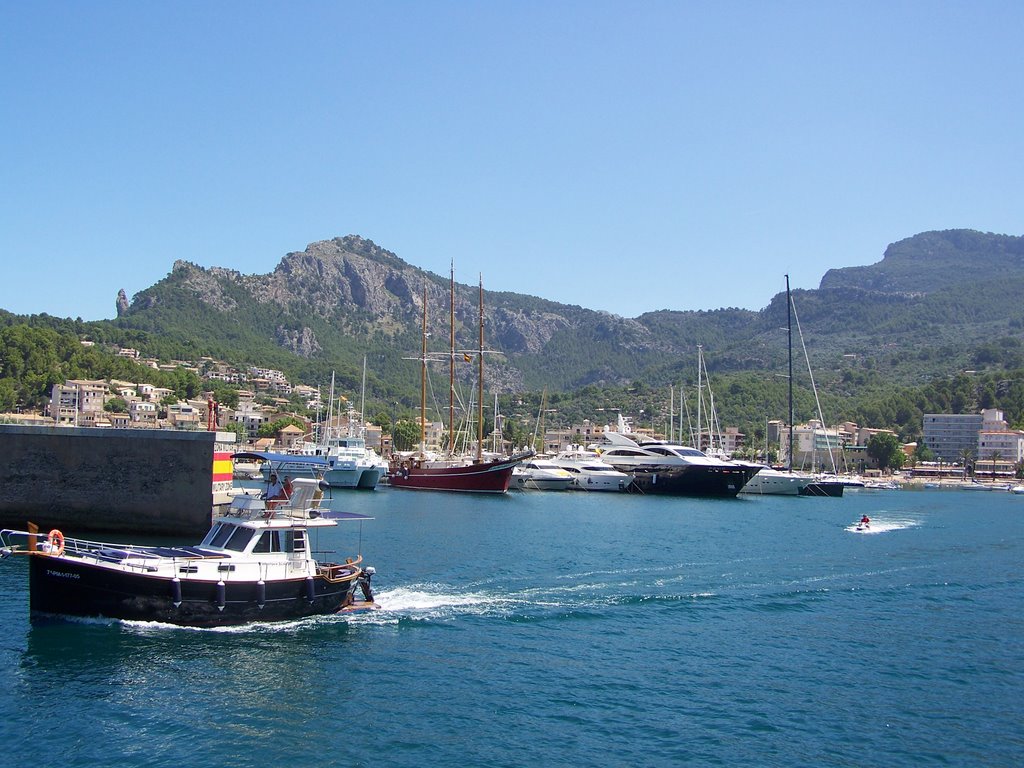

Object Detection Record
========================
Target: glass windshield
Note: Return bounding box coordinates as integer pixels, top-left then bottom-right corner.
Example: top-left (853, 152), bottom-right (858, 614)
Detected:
top-left (224, 526), bottom-right (253, 552)
top-left (210, 524), bottom-right (233, 548)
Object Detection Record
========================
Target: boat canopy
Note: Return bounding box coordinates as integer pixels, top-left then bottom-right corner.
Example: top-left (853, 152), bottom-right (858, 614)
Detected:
top-left (320, 510), bottom-right (375, 521)
top-left (231, 451), bottom-right (329, 468)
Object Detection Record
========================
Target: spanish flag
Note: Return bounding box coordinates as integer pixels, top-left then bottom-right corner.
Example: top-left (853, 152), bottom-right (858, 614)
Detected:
top-left (463, 353), bottom-right (473, 362)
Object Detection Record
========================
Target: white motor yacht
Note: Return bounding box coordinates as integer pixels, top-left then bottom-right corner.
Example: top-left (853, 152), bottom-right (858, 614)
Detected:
top-left (512, 458), bottom-right (573, 491)
top-left (550, 446), bottom-right (629, 492)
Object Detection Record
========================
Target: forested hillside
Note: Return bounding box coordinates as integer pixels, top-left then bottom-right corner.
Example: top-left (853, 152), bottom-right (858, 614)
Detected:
top-left (3, 229), bottom-right (1024, 444)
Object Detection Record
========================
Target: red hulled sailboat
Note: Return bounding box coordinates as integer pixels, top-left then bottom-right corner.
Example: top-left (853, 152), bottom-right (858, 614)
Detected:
top-left (388, 270), bottom-right (531, 493)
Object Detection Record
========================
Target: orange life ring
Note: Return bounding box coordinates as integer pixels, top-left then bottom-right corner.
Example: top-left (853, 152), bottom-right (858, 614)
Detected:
top-left (47, 529), bottom-right (65, 557)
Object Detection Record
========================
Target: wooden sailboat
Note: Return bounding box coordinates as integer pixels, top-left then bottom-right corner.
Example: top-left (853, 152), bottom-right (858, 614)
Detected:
top-left (388, 272), bottom-right (531, 493)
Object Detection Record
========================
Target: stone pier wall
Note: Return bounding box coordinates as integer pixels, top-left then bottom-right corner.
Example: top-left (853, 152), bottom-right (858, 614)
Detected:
top-left (0, 425), bottom-right (216, 537)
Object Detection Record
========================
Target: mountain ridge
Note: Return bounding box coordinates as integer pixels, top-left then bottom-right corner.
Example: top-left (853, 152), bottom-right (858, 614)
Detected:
top-left (112, 228), bottom-right (1024, 395)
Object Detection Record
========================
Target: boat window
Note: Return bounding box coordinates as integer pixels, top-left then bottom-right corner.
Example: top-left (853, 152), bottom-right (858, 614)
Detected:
top-left (201, 524), bottom-right (223, 546)
top-left (252, 531), bottom-right (282, 553)
top-left (210, 524), bottom-right (234, 548)
top-left (224, 526), bottom-right (254, 552)
top-left (285, 529), bottom-right (306, 554)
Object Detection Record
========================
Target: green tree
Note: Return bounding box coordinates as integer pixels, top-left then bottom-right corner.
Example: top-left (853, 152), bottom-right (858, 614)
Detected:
top-left (988, 450), bottom-right (1003, 479)
top-left (0, 379), bottom-right (17, 412)
top-left (958, 448), bottom-right (975, 480)
top-left (392, 419), bottom-right (422, 452)
top-left (866, 432), bottom-right (905, 472)
top-left (104, 396), bottom-right (128, 413)
top-left (220, 421), bottom-right (248, 443)
top-left (913, 441), bottom-right (936, 463)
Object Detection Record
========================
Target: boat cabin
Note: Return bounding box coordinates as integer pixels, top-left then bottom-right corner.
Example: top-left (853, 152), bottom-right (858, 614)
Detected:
top-left (199, 520), bottom-right (310, 558)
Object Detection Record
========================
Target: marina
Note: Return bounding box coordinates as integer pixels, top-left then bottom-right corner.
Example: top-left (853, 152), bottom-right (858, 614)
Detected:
top-left (1, 486), bottom-right (1021, 766)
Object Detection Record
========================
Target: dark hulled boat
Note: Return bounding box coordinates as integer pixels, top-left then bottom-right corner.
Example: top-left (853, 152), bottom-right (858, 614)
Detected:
top-left (0, 478), bottom-right (377, 627)
top-left (625, 464), bottom-right (760, 497)
top-left (597, 428), bottom-right (760, 498)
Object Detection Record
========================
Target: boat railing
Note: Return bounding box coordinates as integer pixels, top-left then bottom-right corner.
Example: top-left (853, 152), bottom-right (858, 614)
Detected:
top-left (0, 528), bottom-right (223, 570)
top-left (226, 480), bottom-right (327, 521)
top-left (317, 555), bottom-right (363, 582)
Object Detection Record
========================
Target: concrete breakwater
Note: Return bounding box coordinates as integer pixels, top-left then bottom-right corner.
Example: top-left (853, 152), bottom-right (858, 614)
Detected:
top-left (0, 425), bottom-right (218, 537)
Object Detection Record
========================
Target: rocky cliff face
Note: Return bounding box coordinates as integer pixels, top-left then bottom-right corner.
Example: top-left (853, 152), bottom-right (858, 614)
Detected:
top-left (118, 228), bottom-right (1024, 393)
top-left (135, 236), bottom-right (615, 355)
top-left (115, 289), bottom-right (129, 317)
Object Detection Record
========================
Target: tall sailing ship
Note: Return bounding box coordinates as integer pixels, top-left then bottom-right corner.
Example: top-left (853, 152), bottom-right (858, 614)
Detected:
top-left (388, 270), bottom-right (531, 493)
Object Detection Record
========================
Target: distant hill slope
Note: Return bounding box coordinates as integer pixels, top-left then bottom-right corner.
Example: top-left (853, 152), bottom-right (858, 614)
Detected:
top-left (109, 229), bottom-right (1024, 401)
top-left (820, 229), bottom-right (1024, 295)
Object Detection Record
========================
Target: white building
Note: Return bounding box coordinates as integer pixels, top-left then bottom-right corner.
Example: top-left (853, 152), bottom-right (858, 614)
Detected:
top-left (49, 379), bottom-right (108, 425)
top-left (977, 430), bottom-right (1024, 463)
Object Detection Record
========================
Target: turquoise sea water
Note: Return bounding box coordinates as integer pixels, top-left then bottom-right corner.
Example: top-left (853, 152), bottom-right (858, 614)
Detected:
top-left (1, 487), bottom-right (1022, 767)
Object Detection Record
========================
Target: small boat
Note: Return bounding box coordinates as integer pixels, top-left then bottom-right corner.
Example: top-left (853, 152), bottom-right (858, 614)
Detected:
top-left (799, 479), bottom-right (846, 497)
top-left (239, 451), bottom-right (329, 482)
top-left (320, 434), bottom-right (385, 490)
top-left (0, 478), bottom-right (378, 627)
top-left (550, 446), bottom-right (629, 492)
top-left (1010, 484), bottom-right (1024, 495)
top-left (231, 458), bottom-right (263, 480)
top-left (305, 369), bottom-right (386, 490)
top-left (739, 467), bottom-right (816, 496)
top-left (863, 480), bottom-right (902, 490)
top-left (512, 458), bottom-right (573, 491)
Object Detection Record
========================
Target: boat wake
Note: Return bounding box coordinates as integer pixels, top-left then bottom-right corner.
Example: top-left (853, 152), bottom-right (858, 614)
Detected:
top-left (845, 518), bottom-right (918, 535)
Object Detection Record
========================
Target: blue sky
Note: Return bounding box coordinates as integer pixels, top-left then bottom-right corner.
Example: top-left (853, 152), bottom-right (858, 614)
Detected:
top-left (2, 1), bottom-right (1022, 321)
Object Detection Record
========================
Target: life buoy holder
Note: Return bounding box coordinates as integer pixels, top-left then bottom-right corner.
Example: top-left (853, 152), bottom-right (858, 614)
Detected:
top-left (47, 529), bottom-right (65, 557)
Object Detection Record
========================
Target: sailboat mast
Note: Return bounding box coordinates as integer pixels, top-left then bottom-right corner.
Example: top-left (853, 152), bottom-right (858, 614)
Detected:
top-left (669, 384), bottom-right (674, 444)
top-left (359, 355), bottom-right (367, 437)
top-left (786, 274), bottom-right (794, 472)
top-left (420, 284), bottom-right (428, 456)
top-left (696, 345), bottom-right (704, 452)
top-left (477, 274), bottom-right (485, 462)
top-left (449, 263), bottom-right (456, 456)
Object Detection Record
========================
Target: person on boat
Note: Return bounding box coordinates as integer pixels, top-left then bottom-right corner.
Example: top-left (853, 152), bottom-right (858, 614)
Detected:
top-left (264, 474), bottom-right (286, 515)
top-left (860, 515), bottom-right (871, 526)
top-left (281, 476), bottom-right (293, 500)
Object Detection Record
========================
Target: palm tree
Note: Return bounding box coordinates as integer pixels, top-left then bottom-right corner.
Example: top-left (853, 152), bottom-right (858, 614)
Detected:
top-left (958, 448), bottom-right (975, 480)
top-left (990, 450), bottom-right (1003, 481)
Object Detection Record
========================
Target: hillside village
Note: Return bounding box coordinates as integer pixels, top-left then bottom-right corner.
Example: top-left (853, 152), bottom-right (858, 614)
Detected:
top-left (4, 344), bottom-right (1024, 481)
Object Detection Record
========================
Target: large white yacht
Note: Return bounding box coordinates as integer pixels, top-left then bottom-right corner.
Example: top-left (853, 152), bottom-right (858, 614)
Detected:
top-left (595, 430), bottom-right (760, 497)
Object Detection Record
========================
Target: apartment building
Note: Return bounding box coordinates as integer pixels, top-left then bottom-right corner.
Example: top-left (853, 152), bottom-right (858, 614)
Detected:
top-left (49, 379), bottom-right (108, 425)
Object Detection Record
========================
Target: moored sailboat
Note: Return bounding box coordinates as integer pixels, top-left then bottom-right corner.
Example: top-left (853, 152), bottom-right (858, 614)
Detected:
top-left (389, 272), bottom-right (531, 493)
top-left (741, 276), bottom-right (844, 497)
